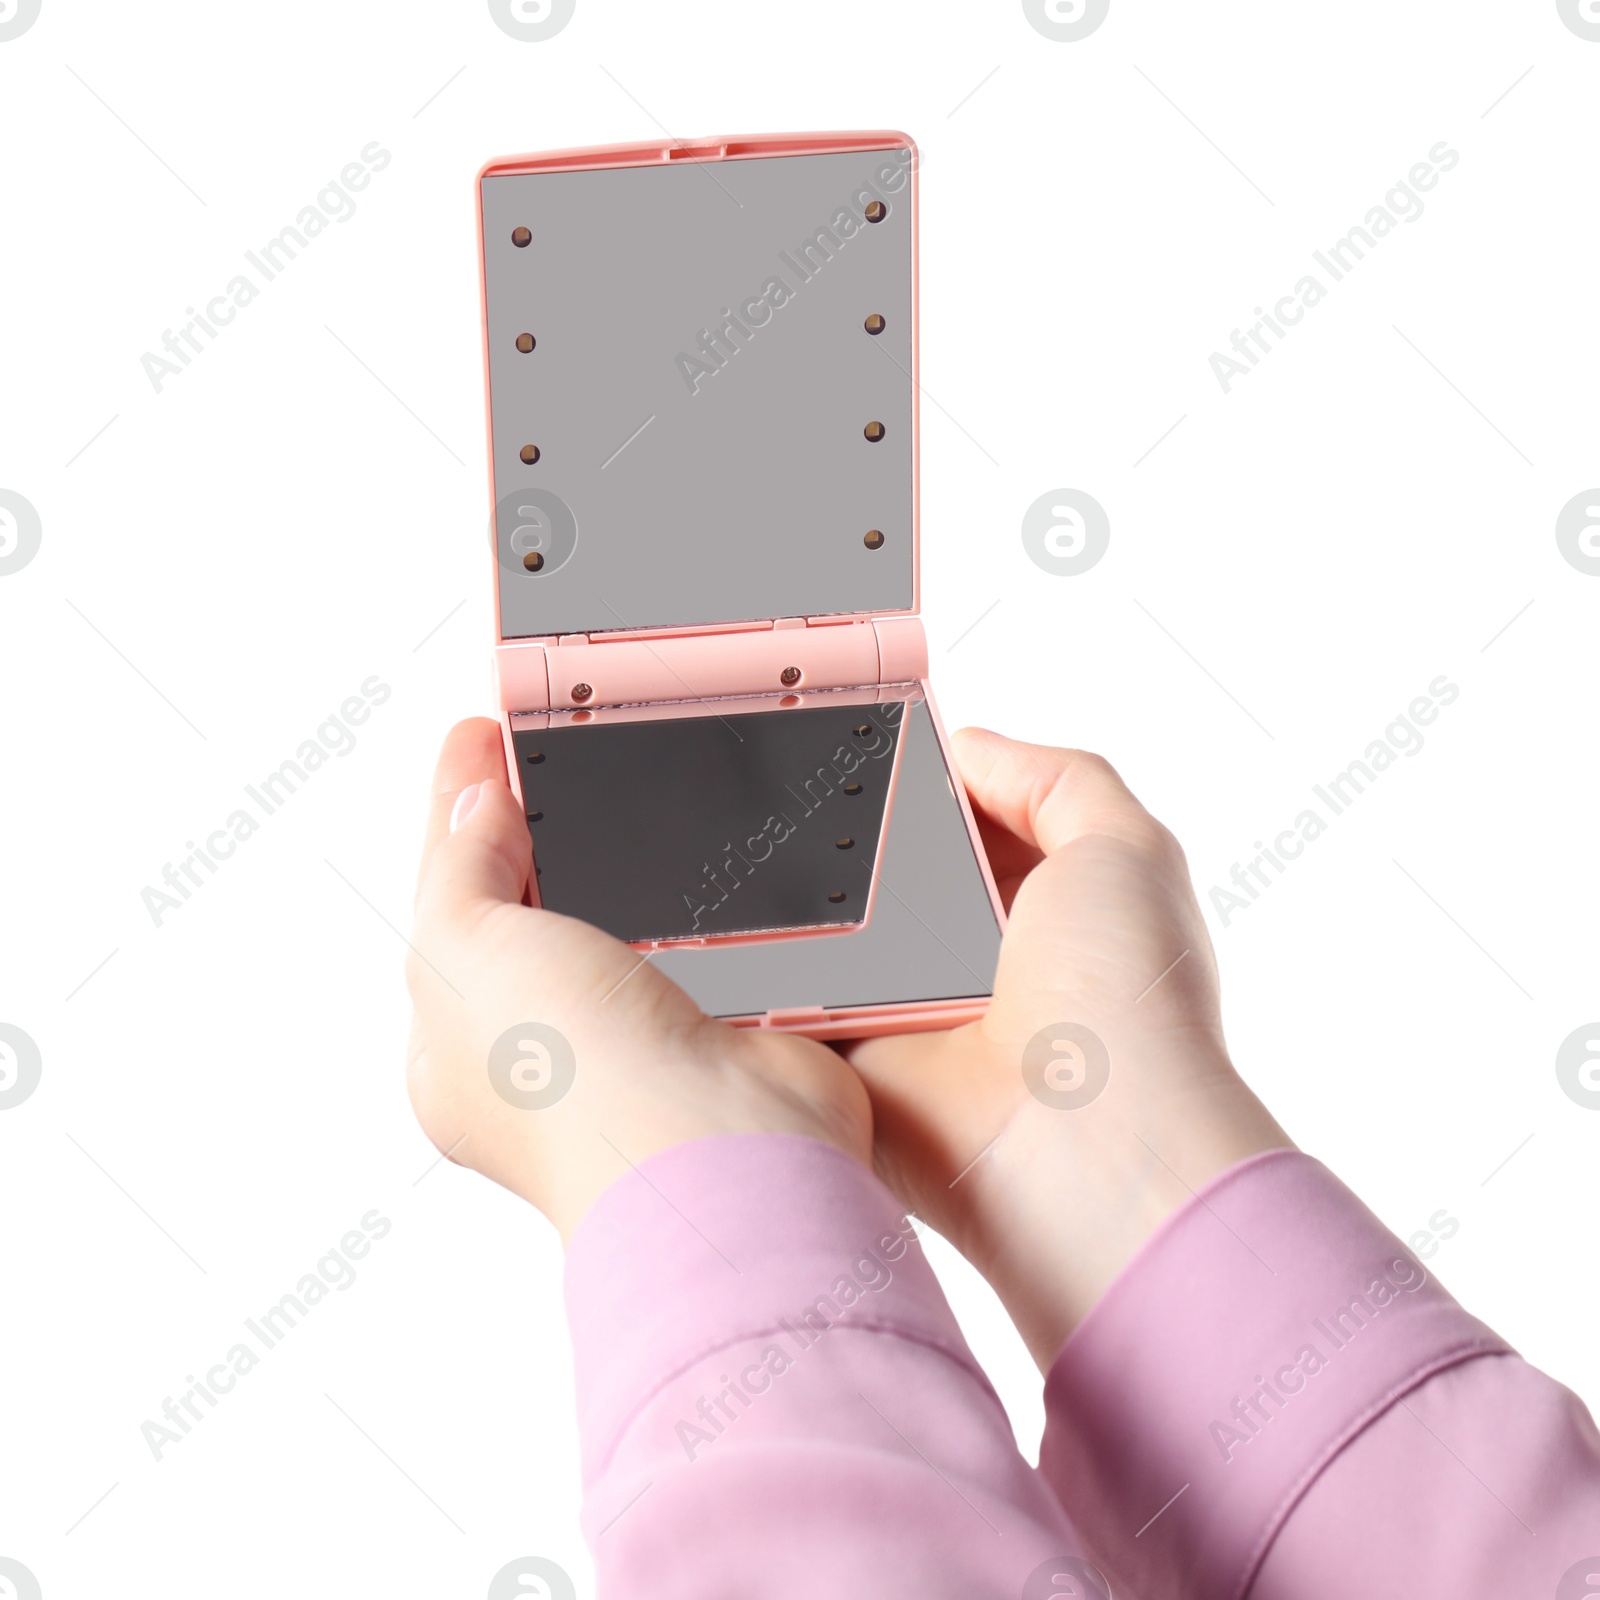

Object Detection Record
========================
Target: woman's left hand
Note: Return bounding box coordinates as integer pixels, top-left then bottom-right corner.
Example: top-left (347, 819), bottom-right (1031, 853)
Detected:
top-left (405, 718), bottom-right (873, 1241)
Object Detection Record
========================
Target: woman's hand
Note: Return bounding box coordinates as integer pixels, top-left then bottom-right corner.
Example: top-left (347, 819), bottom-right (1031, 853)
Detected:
top-left (845, 729), bottom-right (1293, 1366)
top-left (405, 719), bottom-right (872, 1242)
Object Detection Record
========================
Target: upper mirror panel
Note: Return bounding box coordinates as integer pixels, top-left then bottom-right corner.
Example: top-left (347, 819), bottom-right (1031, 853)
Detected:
top-left (482, 144), bottom-right (916, 639)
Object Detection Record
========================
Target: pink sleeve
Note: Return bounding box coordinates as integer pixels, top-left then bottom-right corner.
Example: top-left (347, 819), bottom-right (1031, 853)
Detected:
top-left (563, 1132), bottom-right (1091, 1597)
top-left (1038, 1148), bottom-right (1600, 1599)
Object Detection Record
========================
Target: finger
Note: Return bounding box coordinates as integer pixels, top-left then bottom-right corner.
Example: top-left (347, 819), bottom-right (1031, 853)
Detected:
top-left (413, 767), bottom-right (710, 1050)
top-left (963, 794), bottom-right (1044, 900)
top-left (415, 774), bottom-right (532, 941)
top-left (840, 1029), bottom-right (983, 1186)
top-left (951, 727), bottom-right (1150, 859)
top-left (415, 718), bottom-right (509, 903)
top-left (946, 728), bottom-right (1049, 888)
top-left (839, 1028), bottom-right (939, 1081)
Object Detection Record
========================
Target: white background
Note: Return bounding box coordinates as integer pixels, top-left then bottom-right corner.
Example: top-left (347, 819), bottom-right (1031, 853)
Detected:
top-left (2, 2), bottom-right (1597, 1595)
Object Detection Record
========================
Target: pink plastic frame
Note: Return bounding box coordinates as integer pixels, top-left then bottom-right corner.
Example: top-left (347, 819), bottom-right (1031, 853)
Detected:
top-left (475, 131), bottom-right (1006, 1040)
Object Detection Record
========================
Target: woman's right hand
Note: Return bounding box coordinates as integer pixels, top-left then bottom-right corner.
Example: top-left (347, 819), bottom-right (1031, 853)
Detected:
top-left (844, 728), bottom-right (1293, 1366)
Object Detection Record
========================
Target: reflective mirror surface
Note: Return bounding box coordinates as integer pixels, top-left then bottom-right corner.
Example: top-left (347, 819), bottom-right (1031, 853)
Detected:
top-left (654, 699), bottom-right (1000, 1016)
top-left (513, 698), bottom-right (903, 942)
top-left (482, 148), bottom-right (916, 638)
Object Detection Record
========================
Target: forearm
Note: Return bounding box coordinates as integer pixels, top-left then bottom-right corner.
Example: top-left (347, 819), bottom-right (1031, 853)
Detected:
top-left (953, 1047), bottom-right (1294, 1367)
top-left (565, 1132), bottom-right (1090, 1595)
top-left (1034, 1148), bottom-right (1599, 1599)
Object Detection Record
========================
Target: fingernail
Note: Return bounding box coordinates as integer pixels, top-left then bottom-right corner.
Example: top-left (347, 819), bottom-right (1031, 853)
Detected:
top-left (450, 782), bottom-right (483, 833)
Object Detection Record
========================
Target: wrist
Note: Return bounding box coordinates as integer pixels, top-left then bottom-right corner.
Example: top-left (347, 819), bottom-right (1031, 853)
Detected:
top-left (535, 1037), bottom-right (873, 1244)
top-left (953, 1057), bottom-right (1292, 1367)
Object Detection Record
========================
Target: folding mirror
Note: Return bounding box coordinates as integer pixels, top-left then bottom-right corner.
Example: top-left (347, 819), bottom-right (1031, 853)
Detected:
top-left (478, 133), bottom-right (1003, 1036)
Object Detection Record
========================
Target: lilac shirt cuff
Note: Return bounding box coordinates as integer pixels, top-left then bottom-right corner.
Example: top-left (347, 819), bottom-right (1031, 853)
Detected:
top-left (563, 1133), bottom-right (1088, 1594)
top-left (564, 1132), bottom-right (997, 1483)
top-left (1040, 1148), bottom-right (1512, 1600)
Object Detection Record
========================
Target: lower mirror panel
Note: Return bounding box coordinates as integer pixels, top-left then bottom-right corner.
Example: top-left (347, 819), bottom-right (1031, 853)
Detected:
top-left (650, 698), bottom-right (1002, 1020)
top-left (512, 697), bottom-right (903, 942)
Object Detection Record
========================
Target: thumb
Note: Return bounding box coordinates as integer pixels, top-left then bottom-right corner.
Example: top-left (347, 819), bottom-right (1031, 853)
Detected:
top-left (418, 777), bottom-right (532, 937)
top-left (951, 728), bottom-right (1151, 857)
